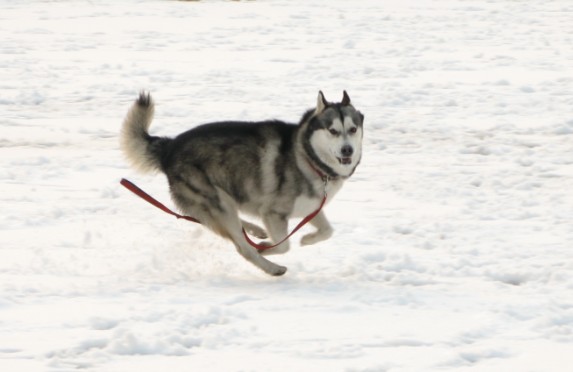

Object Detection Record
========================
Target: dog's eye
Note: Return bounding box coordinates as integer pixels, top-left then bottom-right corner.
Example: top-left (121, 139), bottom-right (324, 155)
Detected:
top-left (329, 129), bottom-right (339, 136)
top-left (349, 127), bottom-right (358, 134)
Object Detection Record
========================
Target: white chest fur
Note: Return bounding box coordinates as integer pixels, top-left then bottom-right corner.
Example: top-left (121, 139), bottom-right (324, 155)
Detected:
top-left (291, 179), bottom-right (344, 218)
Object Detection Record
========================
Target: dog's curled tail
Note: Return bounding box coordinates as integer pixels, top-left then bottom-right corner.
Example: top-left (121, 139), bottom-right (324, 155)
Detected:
top-left (121, 92), bottom-right (170, 173)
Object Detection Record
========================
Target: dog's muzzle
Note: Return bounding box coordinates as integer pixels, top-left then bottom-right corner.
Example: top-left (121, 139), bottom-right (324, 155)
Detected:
top-left (338, 145), bottom-right (354, 164)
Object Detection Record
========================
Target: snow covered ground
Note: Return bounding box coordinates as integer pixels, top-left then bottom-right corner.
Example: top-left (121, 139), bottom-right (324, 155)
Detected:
top-left (1, 0), bottom-right (573, 371)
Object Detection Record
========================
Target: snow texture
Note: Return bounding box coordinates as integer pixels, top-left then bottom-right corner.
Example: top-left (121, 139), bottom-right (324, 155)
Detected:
top-left (1, 0), bottom-right (573, 371)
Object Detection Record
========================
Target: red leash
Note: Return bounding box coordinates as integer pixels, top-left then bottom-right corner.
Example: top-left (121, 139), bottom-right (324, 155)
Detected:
top-left (120, 178), bottom-right (327, 252)
top-left (120, 179), bottom-right (199, 223)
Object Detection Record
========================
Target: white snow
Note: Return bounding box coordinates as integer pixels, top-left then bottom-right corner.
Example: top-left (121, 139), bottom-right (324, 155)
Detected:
top-left (1, 0), bottom-right (573, 371)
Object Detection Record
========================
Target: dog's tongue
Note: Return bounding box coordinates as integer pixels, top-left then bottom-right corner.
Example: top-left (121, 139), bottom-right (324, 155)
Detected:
top-left (341, 157), bottom-right (352, 165)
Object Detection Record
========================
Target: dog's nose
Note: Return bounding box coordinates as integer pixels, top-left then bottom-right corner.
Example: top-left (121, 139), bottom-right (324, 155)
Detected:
top-left (341, 145), bottom-right (353, 157)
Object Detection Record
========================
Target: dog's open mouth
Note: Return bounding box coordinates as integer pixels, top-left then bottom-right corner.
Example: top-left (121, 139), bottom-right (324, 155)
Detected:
top-left (337, 157), bottom-right (352, 165)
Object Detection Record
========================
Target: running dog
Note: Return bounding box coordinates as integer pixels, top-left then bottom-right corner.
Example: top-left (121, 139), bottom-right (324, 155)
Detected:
top-left (121, 91), bottom-right (364, 276)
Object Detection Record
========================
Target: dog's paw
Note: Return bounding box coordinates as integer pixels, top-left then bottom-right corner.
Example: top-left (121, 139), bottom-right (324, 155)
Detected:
top-left (300, 233), bottom-right (319, 246)
top-left (242, 222), bottom-right (268, 239)
top-left (300, 229), bottom-right (333, 246)
top-left (270, 265), bottom-right (287, 276)
top-left (260, 243), bottom-right (290, 256)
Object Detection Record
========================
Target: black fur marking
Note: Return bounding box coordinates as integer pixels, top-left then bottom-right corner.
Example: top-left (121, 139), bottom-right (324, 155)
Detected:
top-left (341, 90), bottom-right (351, 106)
top-left (137, 91), bottom-right (152, 108)
top-left (173, 173), bottom-right (225, 213)
top-left (148, 136), bottom-right (173, 172)
top-left (273, 123), bottom-right (298, 194)
top-left (230, 181), bottom-right (249, 204)
top-left (299, 109), bottom-right (315, 126)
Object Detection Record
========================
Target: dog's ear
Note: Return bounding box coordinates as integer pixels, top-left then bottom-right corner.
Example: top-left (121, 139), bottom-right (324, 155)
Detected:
top-left (315, 91), bottom-right (328, 114)
top-left (341, 90), bottom-right (351, 106)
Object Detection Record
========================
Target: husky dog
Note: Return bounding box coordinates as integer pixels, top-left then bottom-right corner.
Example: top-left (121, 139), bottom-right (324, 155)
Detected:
top-left (121, 91), bottom-right (363, 276)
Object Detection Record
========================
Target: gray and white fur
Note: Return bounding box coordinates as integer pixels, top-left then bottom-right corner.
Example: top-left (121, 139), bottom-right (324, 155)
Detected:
top-left (121, 91), bottom-right (364, 276)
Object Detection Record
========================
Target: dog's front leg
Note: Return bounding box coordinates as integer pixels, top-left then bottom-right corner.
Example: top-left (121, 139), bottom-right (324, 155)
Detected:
top-left (300, 210), bottom-right (333, 246)
top-left (260, 212), bottom-right (290, 256)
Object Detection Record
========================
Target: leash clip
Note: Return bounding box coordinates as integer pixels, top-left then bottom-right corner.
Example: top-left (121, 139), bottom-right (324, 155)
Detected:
top-left (322, 176), bottom-right (329, 199)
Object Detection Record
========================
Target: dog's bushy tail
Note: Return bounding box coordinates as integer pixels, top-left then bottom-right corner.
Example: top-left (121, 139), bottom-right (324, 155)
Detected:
top-left (120, 92), bottom-right (170, 173)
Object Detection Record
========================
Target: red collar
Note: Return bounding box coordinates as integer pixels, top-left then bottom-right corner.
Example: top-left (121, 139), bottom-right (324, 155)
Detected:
top-left (306, 158), bottom-right (330, 182)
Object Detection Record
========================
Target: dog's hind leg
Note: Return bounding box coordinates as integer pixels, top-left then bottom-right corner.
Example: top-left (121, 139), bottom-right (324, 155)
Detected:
top-left (232, 234), bottom-right (287, 276)
top-left (172, 186), bottom-right (286, 276)
top-left (216, 225), bottom-right (287, 276)
top-left (214, 192), bottom-right (286, 276)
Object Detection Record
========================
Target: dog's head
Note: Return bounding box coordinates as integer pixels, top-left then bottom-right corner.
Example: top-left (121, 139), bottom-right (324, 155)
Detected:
top-left (302, 91), bottom-right (364, 178)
